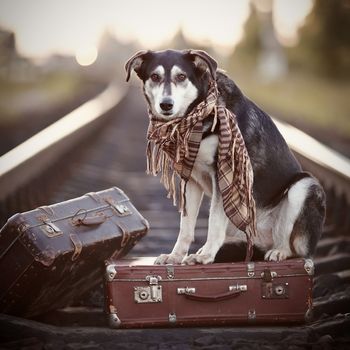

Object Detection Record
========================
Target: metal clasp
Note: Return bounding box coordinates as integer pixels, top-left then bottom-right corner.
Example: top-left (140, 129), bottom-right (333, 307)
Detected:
top-left (262, 282), bottom-right (289, 299)
top-left (248, 309), bottom-right (256, 320)
top-left (134, 275), bottom-right (163, 303)
top-left (247, 262), bottom-right (255, 277)
top-left (146, 275), bottom-right (162, 285)
top-left (115, 204), bottom-right (129, 214)
top-left (169, 312), bottom-right (177, 324)
top-left (41, 221), bottom-right (62, 238)
top-left (261, 269), bottom-right (277, 281)
top-left (108, 199), bottom-right (131, 216)
top-left (261, 268), bottom-right (288, 299)
top-left (166, 264), bottom-right (175, 279)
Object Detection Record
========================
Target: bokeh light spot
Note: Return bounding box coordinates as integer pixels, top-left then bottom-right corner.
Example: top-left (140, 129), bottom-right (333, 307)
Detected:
top-left (75, 45), bottom-right (98, 66)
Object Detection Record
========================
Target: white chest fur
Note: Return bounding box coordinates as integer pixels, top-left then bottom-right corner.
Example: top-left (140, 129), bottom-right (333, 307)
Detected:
top-left (190, 134), bottom-right (218, 196)
top-left (196, 134), bottom-right (218, 166)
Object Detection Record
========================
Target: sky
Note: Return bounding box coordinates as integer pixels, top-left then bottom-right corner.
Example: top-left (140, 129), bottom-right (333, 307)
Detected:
top-left (0, 0), bottom-right (313, 61)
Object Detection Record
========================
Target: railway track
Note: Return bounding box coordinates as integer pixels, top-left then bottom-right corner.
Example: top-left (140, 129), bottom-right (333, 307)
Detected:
top-left (0, 83), bottom-right (349, 349)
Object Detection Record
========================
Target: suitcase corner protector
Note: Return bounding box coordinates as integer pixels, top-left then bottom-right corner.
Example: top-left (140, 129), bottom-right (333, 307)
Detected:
top-left (303, 259), bottom-right (314, 276)
top-left (142, 218), bottom-right (150, 230)
top-left (305, 307), bottom-right (313, 323)
top-left (108, 311), bottom-right (121, 328)
top-left (106, 263), bottom-right (117, 281)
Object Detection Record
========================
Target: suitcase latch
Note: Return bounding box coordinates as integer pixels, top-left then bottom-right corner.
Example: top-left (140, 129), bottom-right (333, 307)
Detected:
top-left (108, 199), bottom-right (132, 216)
top-left (114, 204), bottom-right (129, 214)
top-left (262, 282), bottom-right (289, 299)
top-left (41, 221), bottom-right (62, 238)
top-left (261, 268), bottom-right (277, 282)
top-left (134, 275), bottom-right (162, 303)
top-left (247, 262), bottom-right (255, 277)
top-left (261, 269), bottom-right (289, 299)
top-left (166, 265), bottom-right (175, 279)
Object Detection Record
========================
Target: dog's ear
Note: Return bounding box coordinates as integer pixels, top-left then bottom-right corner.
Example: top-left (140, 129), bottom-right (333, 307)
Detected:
top-left (185, 49), bottom-right (217, 81)
top-left (125, 50), bottom-right (150, 82)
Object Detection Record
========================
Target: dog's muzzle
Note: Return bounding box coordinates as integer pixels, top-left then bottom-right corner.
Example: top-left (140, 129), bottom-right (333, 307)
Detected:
top-left (160, 97), bottom-right (174, 115)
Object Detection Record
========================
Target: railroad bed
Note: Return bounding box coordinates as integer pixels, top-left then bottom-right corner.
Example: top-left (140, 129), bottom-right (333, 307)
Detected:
top-left (0, 85), bottom-right (349, 350)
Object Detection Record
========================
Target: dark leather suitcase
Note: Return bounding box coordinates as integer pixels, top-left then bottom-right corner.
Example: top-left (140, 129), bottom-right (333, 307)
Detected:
top-left (0, 187), bottom-right (149, 317)
top-left (104, 257), bottom-right (314, 328)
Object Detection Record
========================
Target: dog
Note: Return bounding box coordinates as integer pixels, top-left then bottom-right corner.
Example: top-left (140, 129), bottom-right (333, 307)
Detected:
top-left (125, 49), bottom-right (326, 265)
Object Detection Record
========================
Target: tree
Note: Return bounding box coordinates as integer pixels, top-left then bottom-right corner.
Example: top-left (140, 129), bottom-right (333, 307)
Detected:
top-left (232, 3), bottom-right (261, 66)
top-left (293, 0), bottom-right (350, 79)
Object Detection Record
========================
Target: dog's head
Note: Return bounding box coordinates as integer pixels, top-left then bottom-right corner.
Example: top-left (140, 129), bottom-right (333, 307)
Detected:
top-left (125, 49), bottom-right (217, 120)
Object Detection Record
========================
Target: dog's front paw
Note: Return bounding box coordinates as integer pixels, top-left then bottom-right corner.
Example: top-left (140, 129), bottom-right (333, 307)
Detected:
top-left (264, 249), bottom-right (290, 262)
top-left (182, 253), bottom-right (214, 265)
top-left (154, 253), bottom-right (183, 265)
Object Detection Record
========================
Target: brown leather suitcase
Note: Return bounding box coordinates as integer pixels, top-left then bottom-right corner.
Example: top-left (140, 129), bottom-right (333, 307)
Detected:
top-left (0, 187), bottom-right (149, 317)
top-left (104, 257), bottom-right (314, 328)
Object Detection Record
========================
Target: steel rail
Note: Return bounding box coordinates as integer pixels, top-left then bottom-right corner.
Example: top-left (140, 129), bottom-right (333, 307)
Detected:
top-left (273, 118), bottom-right (350, 201)
top-left (0, 83), bottom-right (127, 202)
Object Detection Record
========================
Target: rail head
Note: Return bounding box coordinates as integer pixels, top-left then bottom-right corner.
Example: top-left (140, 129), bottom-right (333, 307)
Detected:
top-left (0, 83), bottom-right (127, 202)
top-left (273, 118), bottom-right (350, 201)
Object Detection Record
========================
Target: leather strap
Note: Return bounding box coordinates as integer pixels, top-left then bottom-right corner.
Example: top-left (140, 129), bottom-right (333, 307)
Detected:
top-left (245, 234), bottom-right (254, 262)
top-left (38, 206), bottom-right (55, 217)
top-left (70, 233), bottom-right (82, 261)
top-left (86, 192), bottom-right (102, 203)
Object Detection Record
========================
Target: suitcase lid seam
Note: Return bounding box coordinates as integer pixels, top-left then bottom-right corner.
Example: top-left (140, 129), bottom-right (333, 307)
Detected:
top-left (19, 199), bottom-right (131, 230)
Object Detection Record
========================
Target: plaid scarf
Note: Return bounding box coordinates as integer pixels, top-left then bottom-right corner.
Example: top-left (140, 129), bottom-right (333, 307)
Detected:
top-left (146, 81), bottom-right (257, 260)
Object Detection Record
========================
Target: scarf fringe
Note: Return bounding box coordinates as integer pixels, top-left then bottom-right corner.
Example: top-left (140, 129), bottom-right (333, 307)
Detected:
top-left (211, 106), bottom-right (218, 132)
top-left (147, 140), bottom-right (188, 215)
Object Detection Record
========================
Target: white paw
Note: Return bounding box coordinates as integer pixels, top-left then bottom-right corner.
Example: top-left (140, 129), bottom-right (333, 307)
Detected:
top-left (182, 253), bottom-right (214, 265)
top-left (154, 253), bottom-right (183, 265)
top-left (264, 249), bottom-right (289, 262)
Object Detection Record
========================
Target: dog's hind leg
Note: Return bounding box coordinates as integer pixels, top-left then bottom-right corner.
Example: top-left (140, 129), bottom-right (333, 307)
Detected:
top-left (155, 179), bottom-right (203, 265)
top-left (183, 180), bottom-right (229, 265)
top-left (265, 177), bottom-right (325, 261)
top-left (289, 181), bottom-right (326, 258)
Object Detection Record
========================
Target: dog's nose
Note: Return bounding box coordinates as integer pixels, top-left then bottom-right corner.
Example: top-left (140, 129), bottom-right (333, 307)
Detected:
top-left (160, 98), bottom-right (174, 112)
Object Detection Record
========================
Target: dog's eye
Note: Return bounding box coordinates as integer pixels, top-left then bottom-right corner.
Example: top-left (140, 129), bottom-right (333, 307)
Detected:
top-left (176, 73), bottom-right (187, 82)
top-left (150, 73), bottom-right (161, 82)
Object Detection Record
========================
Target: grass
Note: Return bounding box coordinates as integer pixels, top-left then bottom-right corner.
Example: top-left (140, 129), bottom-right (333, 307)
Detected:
top-left (227, 64), bottom-right (350, 140)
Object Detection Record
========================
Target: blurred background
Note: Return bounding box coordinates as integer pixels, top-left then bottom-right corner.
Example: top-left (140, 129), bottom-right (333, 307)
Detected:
top-left (0, 0), bottom-right (349, 156)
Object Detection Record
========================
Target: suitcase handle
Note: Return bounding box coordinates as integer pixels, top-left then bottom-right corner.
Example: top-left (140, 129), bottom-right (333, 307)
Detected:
top-left (72, 210), bottom-right (107, 226)
top-left (181, 289), bottom-right (243, 302)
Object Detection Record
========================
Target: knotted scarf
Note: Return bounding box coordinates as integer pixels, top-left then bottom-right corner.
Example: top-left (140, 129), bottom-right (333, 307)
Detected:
top-left (146, 80), bottom-right (257, 260)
